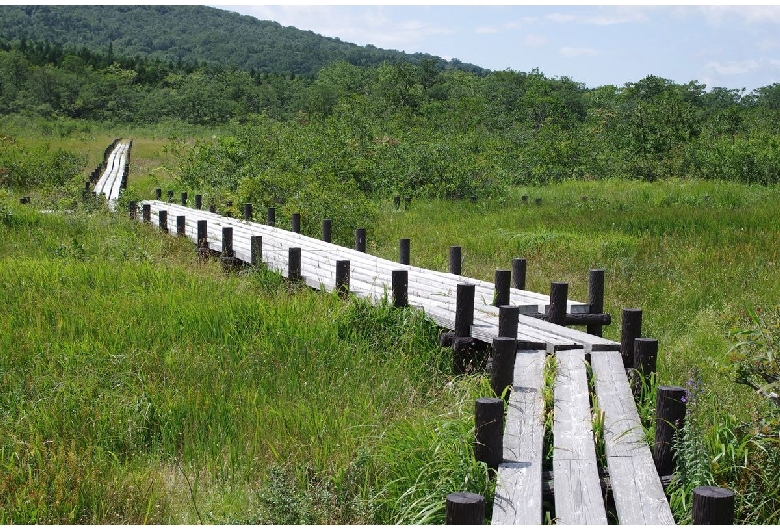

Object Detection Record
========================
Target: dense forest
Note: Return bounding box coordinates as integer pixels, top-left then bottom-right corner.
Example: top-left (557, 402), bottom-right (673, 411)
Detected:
top-left (0, 5), bottom-right (485, 76)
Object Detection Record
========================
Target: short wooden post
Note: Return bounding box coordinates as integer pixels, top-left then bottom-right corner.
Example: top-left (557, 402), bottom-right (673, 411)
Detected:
top-left (494, 269), bottom-right (511, 306)
top-left (621, 308), bottom-right (643, 370)
top-left (181, 192), bottom-right (187, 206)
top-left (155, 188), bottom-right (161, 200)
top-left (158, 210), bottom-right (168, 233)
top-left (209, 202), bottom-right (216, 213)
top-left (221, 227), bottom-right (234, 257)
top-left (403, 196), bottom-right (411, 209)
top-left (250, 235), bottom-right (262, 267)
top-left (474, 397), bottom-right (504, 471)
top-left (393, 195), bottom-right (400, 209)
top-left (445, 492), bottom-right (485, 525)
top-left (196, 220), bottom-right (208, 250)
top-left (449, 246), bottom-right (462, 276)
top-left (335, 260), bottom-right (350, 297)
top-left (392, 270), bottom-right (408, 308)
top-left (399, 238), bottom-right (410, 265)
top-left (633, 337), bottom-right (658, 397)
top-left (85, 181), bottom-right (91, 191)
top-left (243, 203), bottom-right (252, 221)
top-left (548, 282), bottom-right (568, 325)
top-left (195, 194), bottom-right (202, 210)
top-left (322, 219), bottom-right (332, 242)
top-left (512, 258), bottom-right (526, 290)
top-left (267, 207), bottom-right (275, 227)
top-left (588, 269), bottom-right (605, 337)
top-left (176, 215), bottom-right (185, 236)
top-left (167, 190), bottom-right (174, 202)
top-left (498, 305), bottom-right (519, 339)
top-left (521, 195), bottom-right (528, 203)
top-left (692, 486), bottom-right (735, 525)
top-left (292, 213), bottom-right (301, 234)
top-left (454, 283), bottom-right (475, 338)
top-left (653, 386), bottom-right (686, 477)
top-left (470, 194), bottom-right (477, 203)
top-left (142, 204), bottom-right (151, 222)
top-left (491, 337), bottom-right (517, 399)
top-left (288, 247), bottom-right (301, 281)
top-left (355, 228), bottom-right (366, 252)
top-left (535, 197), bottom-right (542, 205)
top-left (128, 201), bottom-right (137, 219)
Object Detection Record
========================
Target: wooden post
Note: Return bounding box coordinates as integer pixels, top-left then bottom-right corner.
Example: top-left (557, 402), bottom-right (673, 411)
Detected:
top-left (403, 196), bottom-right (411, 209)
top-left (498, 305), bottom-right (519, 339)
top-left (128, 201), bottom-right (137, 219)
top-left (692, 486), bottom-right (735, 525)
top-left (521, 195), bottom-right (528, 203)
top-left (449, 246), bottom-right (462, 276)
top-left (355, 228), bottom-right (366, 252)
top-left (470, 195), bottom-right (477, 203)
top-left (399, 238), bottom-right (410, 265)
top-left (621, 308), bottom-right (643, 370)
top-left (491, 337), bottom-right (517, 399)
top-left (454, 283), bottom-right (475, 338)
top-left (653, 386), bottom-right (686, 477)
top-left (209, 202), bottom-right (216, 213)
top-left (288, 247), bottom-right (301, 281)
top-left (267, 207), bottom-right (275, 227)
top-left (445, 492), bottom-right (485, 525)
top-left (322, 219), bottom-right (332, 243)
top-left (243, 203), bottom-right (252, 221)
top-left (392, 270), bottom-right (408, 308)
top-left (633, 337), bottom-right (658, 396)
top-left (587, 269), bottom-right (606, 337)
top-left (155, 188), bottom-right (161, 200)
top-left (167, 190), bottom-right (174, 202)
top-left (176, 215), bottom-right (185, 236)
top-left (393, 195), bottom-right (400, 209)
top-left (158, 210), bottom-right (168, 233)
top-left (335, 260), bottom-right (350, 297)
top-left (221, 227), bottom-right (234, 257)
top-left (197, 220), bottom-right (208, 250)
top-left (292, 213), bottom-right (301, 234)
top-left (494, 269), bottom-right (511, 307)
top-left (474, 397), bottom-right (504, 471)
top-left (512, 258), bottom-right (526, 290)
top-left (181, 192), bottom-right (187, 206)
top-left (250, 235), bottom-right (262, 267)
top-left (195, 194), bottom-right (202, 210)
top-left (548, 282), bottom-right (568, 325)
top-left (142, 204), bottom-right (151, 222)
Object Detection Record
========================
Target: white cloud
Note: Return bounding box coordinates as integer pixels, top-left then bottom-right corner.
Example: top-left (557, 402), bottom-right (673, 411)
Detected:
top-left (706, 58), bottom-right (780, 76)
top-left (523, 34), bottom-right (547, 47)
top-left (545, 7), bottom-right (650, 26)
top-left (560, 46), bottom-right (599, 58)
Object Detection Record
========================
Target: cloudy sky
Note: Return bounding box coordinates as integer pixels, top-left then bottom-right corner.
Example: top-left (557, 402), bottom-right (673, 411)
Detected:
top-left (212, 3), bottom-right (780, 93)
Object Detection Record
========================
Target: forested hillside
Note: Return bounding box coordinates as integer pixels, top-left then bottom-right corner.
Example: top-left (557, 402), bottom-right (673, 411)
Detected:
top-left (0, 5), bottom-right (485, 76)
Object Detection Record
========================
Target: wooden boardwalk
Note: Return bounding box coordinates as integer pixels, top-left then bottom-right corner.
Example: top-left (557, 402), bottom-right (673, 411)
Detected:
top-left (94, 141), bottom-right (130, 207)
top-left (136, 200), bottom-right (674, 525)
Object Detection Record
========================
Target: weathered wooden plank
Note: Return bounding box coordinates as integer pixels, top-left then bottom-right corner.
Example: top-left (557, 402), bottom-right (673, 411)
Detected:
top-left (492, 349), bottom-right (545, 525)
top-left (553, 349), bottom-right (608, 525)
top-left (591, 350), bottom-right (675, 525)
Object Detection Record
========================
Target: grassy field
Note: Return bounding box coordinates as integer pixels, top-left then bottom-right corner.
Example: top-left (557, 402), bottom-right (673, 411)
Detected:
top-left (3, 128), bottom-right (780, 522)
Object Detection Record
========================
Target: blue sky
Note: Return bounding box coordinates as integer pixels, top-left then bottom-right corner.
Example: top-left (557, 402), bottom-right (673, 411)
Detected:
top-left (212, 4), bottom-right (780, 93)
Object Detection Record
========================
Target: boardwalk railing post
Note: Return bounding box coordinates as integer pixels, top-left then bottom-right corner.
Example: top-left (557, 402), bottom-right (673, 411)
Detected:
top-left (181, 192), bottom-right (187, 206)
top-left (355, 228), bottom-right (366, 252)
top-left (512, 257), bottom-right (526, 290)
top-left (322, 219), bottom-right (332, 242)
top-left (491, 337), bottom-right (517, 399)
top-left (498, 305), bottom-right (519, 340)
top-left (267, 207), bottom-right (275, 227)
top-left (158, 210), bottom-right (168, 233)
top-left (453, 283), bottom-right (476, 374)
top-left (155, 188), bottom-right (161, 200)
top-left (142, 204), bottom-right (151, 223)
top-left (393, 195), bottom-right (400, 209)
top-left (494, 269), bottom-right (511, 307)
top-left (548, 282), bottom-right (568, 325)
top-left (250, 235), bottom-right (262, 267)
top-left (587, 269), bottom-right (605, 337)
top-left (621, 308), bottom-right (643, 370)
top-left (288, 247), bottom-right (301, 281)
top-left (653, 385), bottom-right (686, 478)
top-left (196, 220), bottom-right (208, 254)
top-left (167, 190), bottom-right (174, 202)
top-left (244, 203), bottom-right (252, 221)
top-left (128, 201), bottom-right (137, 219)
top-left (292, 213), bottom-right (301, 234)
top-left (221, 226), bottom-right (237, 271)
top-left (176, 215), bottom-right (185, 236)
top-left (403, 196), bottom-right (411, 210)
top-left (209, 201), bottom-right (216, 213)
top-left (475, 397), bottom-right (504, 471)
top-left (399, 238), bottom-right (410, 265)
top-left (692, 486), bottom-right (735, 525)
top-left (445, 492), bottom-right (485, 525)
top-left (195, 194), bottom-right (202, 210)
top-left (335, 260), bottom-right (350, 298)
top-left (633, 337), bottom-right (658, 397)
top-left (449, 246), bottom-right (462, 276)
top-left (392, 270), bottom-right (408, 308)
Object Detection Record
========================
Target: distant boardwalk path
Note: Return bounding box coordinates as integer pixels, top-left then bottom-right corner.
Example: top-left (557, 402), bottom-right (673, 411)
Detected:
top-left (93, 141), bottom-right (130, 208)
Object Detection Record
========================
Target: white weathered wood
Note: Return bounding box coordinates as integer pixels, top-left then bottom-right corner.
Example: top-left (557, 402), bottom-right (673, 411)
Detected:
top-left (553, 349), bottom-right (608, 525)
top-left (492, 349), bottom-right (545, 525)
top-left (591, 351), bottom-right (675, 525)
top-left (94, 141), bottom-right (129, 208)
